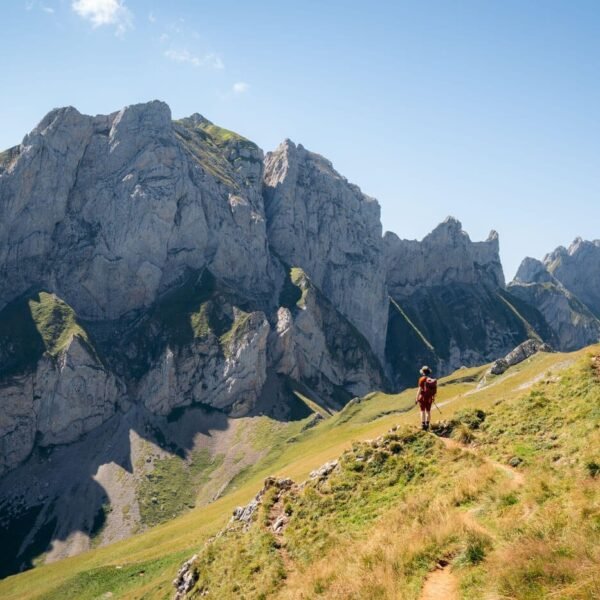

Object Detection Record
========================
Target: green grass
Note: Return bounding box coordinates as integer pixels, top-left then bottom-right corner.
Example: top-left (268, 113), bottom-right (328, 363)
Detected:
top-left (27, 292), bottom-right (89, 356)
top-left (219, 309), bottom-right (252, 358)
top-left (0, 291), bottom-right (92, 377)
top-left (137, 450), bottom-right (225, 528)
top-left (172, 116), bottom-right (259, 189)
top-left (289, 267), bottom-right (309, 308)
top-left (36, 552), bottom-right (190, 600)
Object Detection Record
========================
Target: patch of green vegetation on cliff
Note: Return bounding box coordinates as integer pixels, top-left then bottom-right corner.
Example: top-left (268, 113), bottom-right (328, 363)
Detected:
top-left (136, 270), bottom-right (233, 352)
top-left (219, 309), bottom-right (256, 359)
top-left (173, 116), bottom-right (258, 188)
top-left (138, 449), bottom-right (225, 528)
top-left (289, 267), bottom-right (310, 308)
top-left (201, 122), bottom-right (252, 148)
top-left (28, 292), bottom-right (88, 356)
top-left (0, 291), bottom-right (90, 378)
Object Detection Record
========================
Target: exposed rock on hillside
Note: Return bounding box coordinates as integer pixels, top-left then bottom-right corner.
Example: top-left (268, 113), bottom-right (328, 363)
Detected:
top-left (0, 293), bottom-right (123, 476)
top-left (490, 338), bottom-right (553, 375)
top-left (270, 267), bottom-right (386, 402)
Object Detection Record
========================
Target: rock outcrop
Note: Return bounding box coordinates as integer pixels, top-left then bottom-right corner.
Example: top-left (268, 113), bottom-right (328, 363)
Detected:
top-left (270, 268), bottom-right (386, 403)
top-left (490, 339), bottom-right (553, 375)
top-left (385, 217), bottom-right (504, 296)
top-left (0, 293), bottom-right (123, 476)
top-left (264, 140), bottom-right (388, 360)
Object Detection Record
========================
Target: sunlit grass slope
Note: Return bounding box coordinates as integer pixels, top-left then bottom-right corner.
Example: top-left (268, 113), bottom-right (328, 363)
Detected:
top-left (0, 345), bottom-right (597, 599)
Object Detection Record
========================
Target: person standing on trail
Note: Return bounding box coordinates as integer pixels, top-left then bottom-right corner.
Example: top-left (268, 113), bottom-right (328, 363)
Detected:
top-left (416, 366), bottom-right (437, 431)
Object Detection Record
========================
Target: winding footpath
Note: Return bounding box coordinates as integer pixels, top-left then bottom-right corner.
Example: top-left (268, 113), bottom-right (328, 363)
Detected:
top-left (418, 432), bottom-right (525, 600)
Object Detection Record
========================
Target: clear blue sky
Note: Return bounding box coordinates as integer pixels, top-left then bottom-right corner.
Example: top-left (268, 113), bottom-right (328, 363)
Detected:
top-left (2, 1), bottom-right (599, 279)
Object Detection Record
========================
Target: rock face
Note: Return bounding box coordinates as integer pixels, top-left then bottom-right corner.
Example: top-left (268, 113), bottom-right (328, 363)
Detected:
top-left (384, 218), bottom-right (552, 386)
top-left (0, 102), bottom-right (275, 321)
top-left (0, 336), bottom-right (121, 476)
top-left (544, 239), bottom-right (600, 318)
top-left (269, 268), bottom-right (386, 403)
top-left (1, 100), bottom-right (598, 575)
top-left (509, 247), bottom-right (600, 351)
top-left (385, 217), bottom-right (504, 296)
top-left (0, 293), bottom-right (123, 477)
top-left (264, 140), bottom-right (388, 360)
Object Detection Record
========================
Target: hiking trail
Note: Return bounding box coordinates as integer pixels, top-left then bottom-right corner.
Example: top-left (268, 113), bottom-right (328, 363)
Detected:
top-left (418, 429), bottom-right (527, 600)
top-left (419, 560), bottom-right (458, 600)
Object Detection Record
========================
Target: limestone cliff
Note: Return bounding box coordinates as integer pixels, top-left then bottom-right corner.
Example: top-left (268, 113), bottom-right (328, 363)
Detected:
top-left (544, 238), bottom-right (600, 318)
top-left (509, 250), bottom-right (600, 351)
top-left (263, 140), bottom-right (388, 360)
top-left (0, 102), bottom-right (387, 480)
top-left (384, 218), bottom-right (553, 386)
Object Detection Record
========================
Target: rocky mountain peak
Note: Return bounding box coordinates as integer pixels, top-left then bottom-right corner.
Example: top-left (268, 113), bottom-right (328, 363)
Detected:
top-left (384, 217), bottom-right (505, 295)
top-left (540, 237), bottom-right (600, 318)
top-left (513, 257), bottom-right (554, 284)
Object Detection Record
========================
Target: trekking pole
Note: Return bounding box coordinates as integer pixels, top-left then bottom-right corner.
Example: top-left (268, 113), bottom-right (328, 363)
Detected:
top-left (433, 400), bottom-right (442, 414)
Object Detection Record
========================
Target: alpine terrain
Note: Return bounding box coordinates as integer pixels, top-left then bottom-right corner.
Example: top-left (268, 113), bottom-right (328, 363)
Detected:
top-left (0, 101), bottom-right (598, 600)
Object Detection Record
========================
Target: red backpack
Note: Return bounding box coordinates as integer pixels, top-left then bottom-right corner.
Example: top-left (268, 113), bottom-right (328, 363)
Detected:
top-left (422, 377), bottom-right (437, 399)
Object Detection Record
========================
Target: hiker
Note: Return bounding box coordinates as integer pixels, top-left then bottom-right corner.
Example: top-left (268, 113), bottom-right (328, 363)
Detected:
top-left (416, 366), bottom-right (437, 431)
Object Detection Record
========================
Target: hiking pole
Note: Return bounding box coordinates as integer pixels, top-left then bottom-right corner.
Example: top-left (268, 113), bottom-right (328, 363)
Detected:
top-left (433, 400), bottom-right (442, 414)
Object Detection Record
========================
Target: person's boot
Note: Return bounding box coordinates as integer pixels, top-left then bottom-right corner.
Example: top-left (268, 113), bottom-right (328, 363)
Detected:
top-left (425, 421), bottom-right (430, 431)
top-left (421, 422), bottom-right (427, 430)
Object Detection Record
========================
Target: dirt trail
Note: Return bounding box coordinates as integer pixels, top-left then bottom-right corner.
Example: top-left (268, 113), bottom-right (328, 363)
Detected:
top-left (418, 432), bottom-right (527, 599)
top-left (419, 562), bottom-right (458, 600)
top-left (438, 436), bottom-right (525, 486)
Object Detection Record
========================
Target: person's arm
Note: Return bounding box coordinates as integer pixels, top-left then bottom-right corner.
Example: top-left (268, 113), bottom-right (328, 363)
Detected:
top-left (415, 379), bottom-right (422, 404)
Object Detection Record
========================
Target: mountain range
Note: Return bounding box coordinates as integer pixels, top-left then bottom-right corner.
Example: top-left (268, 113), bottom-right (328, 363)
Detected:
top-left (0, 100), bottom-right (599, 578)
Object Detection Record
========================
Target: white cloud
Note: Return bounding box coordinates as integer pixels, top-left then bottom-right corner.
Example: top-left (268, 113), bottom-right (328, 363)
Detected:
top-left (71, 0), bottom-right (133, 35)
top-left (164, 49), bottom-right (224, 70)
top-left (24, 1), bottom-right (55, 14)
top-left (232, 82), bottom-right (249, 94)
top-left (148, 11), bottom-right (156, 23)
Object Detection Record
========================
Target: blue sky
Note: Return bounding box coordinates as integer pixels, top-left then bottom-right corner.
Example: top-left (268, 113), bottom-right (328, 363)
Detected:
top-left (2, 0), bottom-right (599, 279)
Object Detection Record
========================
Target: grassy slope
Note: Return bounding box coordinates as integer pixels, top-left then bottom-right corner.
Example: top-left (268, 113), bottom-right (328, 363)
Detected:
top-left (0, 346), bottom-right (597, 599)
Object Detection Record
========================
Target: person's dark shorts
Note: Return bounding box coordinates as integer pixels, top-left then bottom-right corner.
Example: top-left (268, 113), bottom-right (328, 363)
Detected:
top-left (418, 396), bottom-right (433, 411)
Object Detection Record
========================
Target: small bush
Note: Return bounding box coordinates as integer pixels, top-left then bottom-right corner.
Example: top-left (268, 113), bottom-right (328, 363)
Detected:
top-left (455, 532), bottom-right (490, 566)
top-left (455, 409), bottom-right (487, 430)
top-left (586, 460), bottom-right (600, 478)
